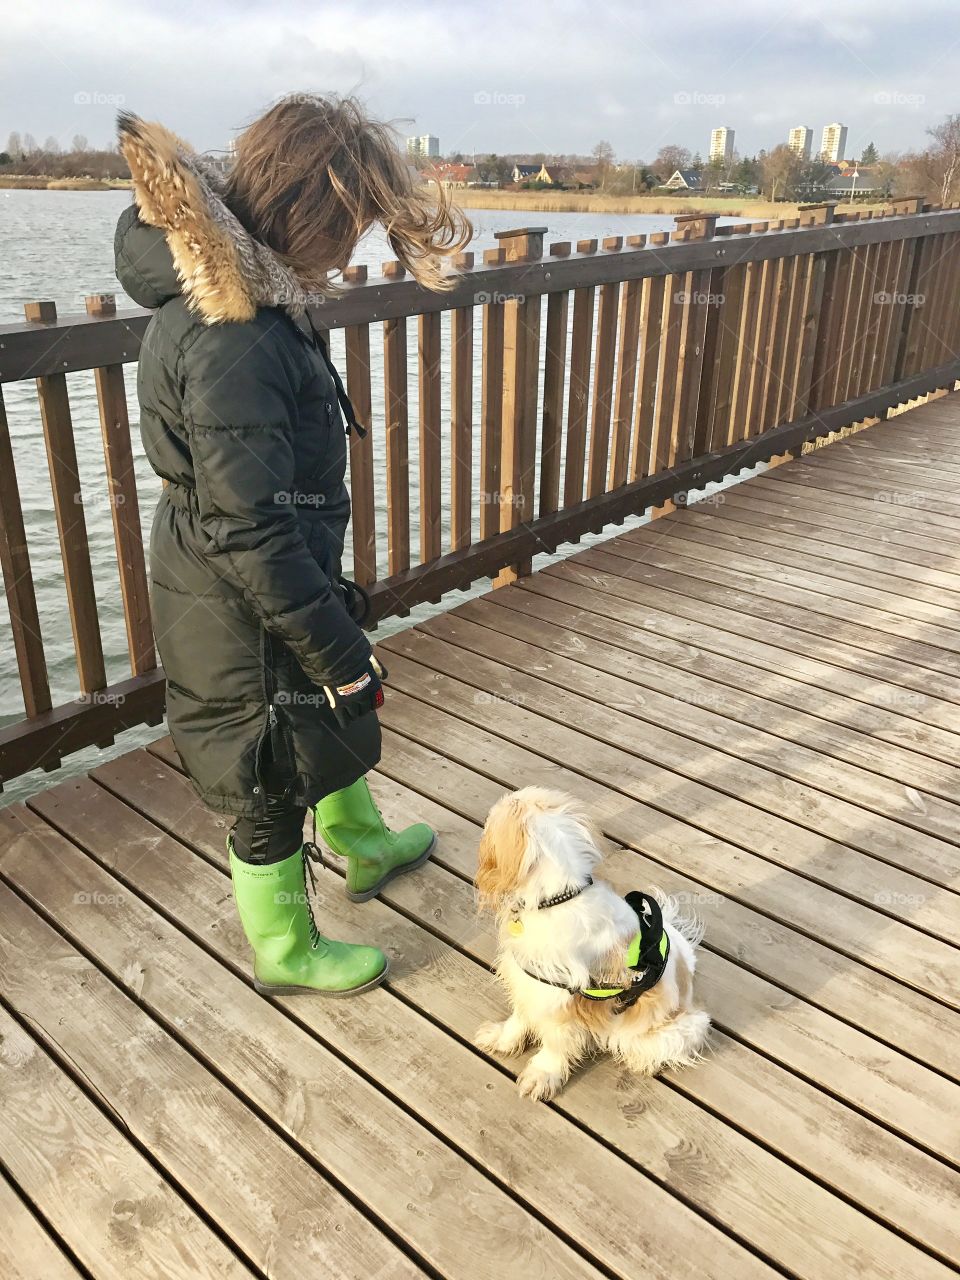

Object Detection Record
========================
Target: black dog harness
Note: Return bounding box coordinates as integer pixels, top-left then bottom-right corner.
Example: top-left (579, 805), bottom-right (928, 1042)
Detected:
top-left (513, 888), bottom-right (670, 1014)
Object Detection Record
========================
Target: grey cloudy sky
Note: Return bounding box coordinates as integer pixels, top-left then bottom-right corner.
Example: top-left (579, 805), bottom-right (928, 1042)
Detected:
top-left (2, 0), bottom-right (957, 160)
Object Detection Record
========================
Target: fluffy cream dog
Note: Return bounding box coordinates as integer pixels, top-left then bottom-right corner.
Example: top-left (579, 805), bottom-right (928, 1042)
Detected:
top-left (475, 787), bottom-right (710, 1100)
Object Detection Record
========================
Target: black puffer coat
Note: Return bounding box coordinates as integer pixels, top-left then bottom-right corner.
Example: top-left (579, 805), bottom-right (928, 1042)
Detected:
top-left (114, 131), bottom-right (380, 819)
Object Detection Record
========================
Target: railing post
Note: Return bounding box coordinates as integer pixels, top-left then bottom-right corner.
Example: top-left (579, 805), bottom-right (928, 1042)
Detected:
top-left (26, 299), bottom-right (107, 701)
top-left (492, 227), bottom-right (545, 587)
top-left (788, 203), bottom-right (836, 457)
top-left (85, 293), bottom-right (155, 678)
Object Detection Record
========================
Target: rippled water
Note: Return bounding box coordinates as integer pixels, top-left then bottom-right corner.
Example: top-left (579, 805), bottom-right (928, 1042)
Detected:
top-left (0, 189), bottom-right (708, 803)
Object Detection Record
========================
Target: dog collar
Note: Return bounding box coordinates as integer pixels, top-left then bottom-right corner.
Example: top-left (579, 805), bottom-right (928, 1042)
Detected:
top-left (538, 878), bottom-right (593, 910)
top-left (507, 877), bottom-right (594, 936)
top-left (513, 890), bottom-right (670, 1012)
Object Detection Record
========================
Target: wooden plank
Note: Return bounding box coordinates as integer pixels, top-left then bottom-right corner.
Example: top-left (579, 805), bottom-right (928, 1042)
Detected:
top-left (370, 725), bottom-right (960, 1097)
top-left (1, 804), bottom-right (603, 1280)
top-left (674, 501), bottom-right (960, 604)
top-left (479, 284), bottom-right (504, 540)
top-left (25, 302), bottom-right (106, 696)
top-left (0, 385), bottom-right (50, 719)
top-left (0, 877), bottom-right (420, 1280)
top-left (586, 278), bottom-right (619, 497)
top-left (0, 1171), bottom-right (82, 1280)
top-left (570, 540), bottom-right (960, 706)
top-left (84, 297), bottom-right (155, 676)
top-left (550, 545), bottom-right (960, 721)
top-left (418, 309), bottom-right (442, 564)
top-left (743, 255), bottom-right (778, 437)
top-left (16, 789), bottom-right (759, 1280)
top-left (495, 299), bottom-right (541, 583)
top-left (704, 261), bottom-right (747, 450)
top-left (450, 291), bottom-right (474, 551)
top-left (515, 566), bottom-right (960, 758)
top-left (455, 582), bottom-right (960, 802)
top-left (344, 316), bottom-right (377, 585)
top-left (308, 817), bottom-right (960, 1280)
top-left (724, 478), bottom-right (960, 566)
top-left (762, 465), bottom-right (960, 525)
top-left (368, 680), bottom-right (960, 1166)
top-left (653, 514), bottom-right (960, 629)
top-left (563, 276), bottom-right (596, 504)
top-left (494, 228), bottom-right (545, 584)
top-left (608, 277), bottom-right (642, 487)
top-left (648, 274), bottom-right (684, 467)
top-left (629, 271), bottom-right (666, 477)
top-left (0, 1001), bottom-right (248, 1280)
top-left (601, 529), bottom-right (960, 667)
top-left (763, 255), bottom-right (798, 428)
top-left (539, 287), bottom-right (568, 514)
top-left (383, 307), bottom-right (410, 576)
top-left (725, 259), bottom-right (764, 443)
top-left (89, 750), bottom-right (959, 1278)
top-left (383, 625), bottom-right (960, 918)
top-left (690, 266), bottom-right (727, 456)
top-left (353, 766), bottom-right (960, 1269)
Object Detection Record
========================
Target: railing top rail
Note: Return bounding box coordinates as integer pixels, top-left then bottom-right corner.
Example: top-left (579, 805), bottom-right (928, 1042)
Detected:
top-left (2, 204), bottom-right (960, 383)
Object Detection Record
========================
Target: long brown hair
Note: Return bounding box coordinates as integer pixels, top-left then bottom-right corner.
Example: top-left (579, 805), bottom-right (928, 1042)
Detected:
top-left (222, 93), bottom-right (471, 293)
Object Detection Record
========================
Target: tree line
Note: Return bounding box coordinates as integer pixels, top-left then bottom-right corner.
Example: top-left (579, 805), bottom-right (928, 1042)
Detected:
top-left (445, 114), bottom-right (960, 203)
top-left (0, 132), bottom-right (130, 180)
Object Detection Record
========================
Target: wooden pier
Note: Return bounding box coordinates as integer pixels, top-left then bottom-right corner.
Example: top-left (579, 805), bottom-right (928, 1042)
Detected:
top-left (1, 200), bottom-right (959, 1277)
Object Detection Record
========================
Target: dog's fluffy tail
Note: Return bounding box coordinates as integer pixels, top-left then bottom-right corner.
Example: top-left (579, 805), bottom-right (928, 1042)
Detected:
top-left (652, 888), bottom-right (705, 947)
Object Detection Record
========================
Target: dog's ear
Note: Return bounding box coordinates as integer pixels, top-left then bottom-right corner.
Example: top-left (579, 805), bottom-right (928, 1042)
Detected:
top-left (476, 794), bottom-right (529, 906)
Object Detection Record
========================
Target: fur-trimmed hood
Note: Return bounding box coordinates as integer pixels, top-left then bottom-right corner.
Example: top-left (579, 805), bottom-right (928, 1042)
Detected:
top-left (115, 112), bottom-right (306, 324)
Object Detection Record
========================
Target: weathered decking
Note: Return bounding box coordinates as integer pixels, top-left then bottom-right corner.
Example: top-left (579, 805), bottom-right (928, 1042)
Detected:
top-left (2, 398), bottom-right (959, 1280)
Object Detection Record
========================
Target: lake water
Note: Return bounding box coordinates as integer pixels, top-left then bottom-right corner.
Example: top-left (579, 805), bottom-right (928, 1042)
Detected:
top-left (0, 190), bottom-right (733, 805)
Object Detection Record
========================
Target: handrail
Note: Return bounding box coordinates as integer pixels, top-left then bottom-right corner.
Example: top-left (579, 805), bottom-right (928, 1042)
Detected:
top-left (2, 196), bottom-right (959, 786)
top-left (3, 202), bottom-right (957, 383)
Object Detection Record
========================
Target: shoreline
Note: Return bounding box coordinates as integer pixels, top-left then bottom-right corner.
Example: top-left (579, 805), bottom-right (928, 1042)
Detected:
top-left (0, 176), bottom-right (131, 191)
top-left (450, 188), bottom-right (884, 219)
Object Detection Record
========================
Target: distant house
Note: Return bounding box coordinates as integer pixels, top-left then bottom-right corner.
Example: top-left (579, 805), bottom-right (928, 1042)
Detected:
top-left (663, 169), bottom-right (703, 191)
top-left (423, 162), bottom-right (475, 189)
top-left (511, 163), bottom-right (542, 183)
top-left (823, 168), bottom-right (884, 196)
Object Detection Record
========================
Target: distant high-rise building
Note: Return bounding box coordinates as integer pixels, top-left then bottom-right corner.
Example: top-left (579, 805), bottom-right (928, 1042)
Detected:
top-left (820, 123), bottom-right (848, 164)
top-left (406, 134), bottom-right (440, 160)
top-left (709, 126), bottom-right (735, 164)
top-left (788, 126), bottom-right (813, 161)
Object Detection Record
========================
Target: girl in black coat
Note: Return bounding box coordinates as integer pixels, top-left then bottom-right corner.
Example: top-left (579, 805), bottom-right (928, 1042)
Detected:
top-left (116, 98), bottom-right (469, 995)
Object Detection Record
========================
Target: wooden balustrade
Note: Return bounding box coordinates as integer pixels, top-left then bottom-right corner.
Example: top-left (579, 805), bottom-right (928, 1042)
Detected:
top-left (2, 199), bottom-right (960, 786)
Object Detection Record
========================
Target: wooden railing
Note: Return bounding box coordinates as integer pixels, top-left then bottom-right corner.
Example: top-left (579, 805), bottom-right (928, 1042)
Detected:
top-left (2, 196), bottom-right (960, 785)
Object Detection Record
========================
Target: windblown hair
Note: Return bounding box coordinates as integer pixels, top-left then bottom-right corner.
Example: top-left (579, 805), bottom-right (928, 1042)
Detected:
top-left (223, 94), bottom-right (472, 294)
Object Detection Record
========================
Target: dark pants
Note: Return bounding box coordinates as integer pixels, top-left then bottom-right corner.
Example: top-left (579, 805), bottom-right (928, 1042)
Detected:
top-left (231, 747), bottom-right (306, 865)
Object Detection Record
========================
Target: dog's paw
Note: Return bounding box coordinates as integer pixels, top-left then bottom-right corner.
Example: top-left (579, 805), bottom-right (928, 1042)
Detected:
top-left (516, 1063), bottom-right (563, 1102)
top-left (474, 1020), bottom-right (525, 1056)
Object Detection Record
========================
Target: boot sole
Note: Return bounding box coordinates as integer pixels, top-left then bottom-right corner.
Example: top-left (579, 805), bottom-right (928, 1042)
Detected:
top-left (253, 956), bottom-right (390, 997)
top-left (345, 834), bottom-right (437, 902)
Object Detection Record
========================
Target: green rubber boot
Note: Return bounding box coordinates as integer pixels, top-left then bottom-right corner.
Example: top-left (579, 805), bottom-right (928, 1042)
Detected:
top-left (314, 777), bottom-right (436, 902)
top-left (229, 842), bottom-right (389, 996)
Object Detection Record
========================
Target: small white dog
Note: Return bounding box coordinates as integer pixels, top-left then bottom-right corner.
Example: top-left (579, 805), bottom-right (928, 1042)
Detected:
top-left (475, 786), bottom-right (710, 1101)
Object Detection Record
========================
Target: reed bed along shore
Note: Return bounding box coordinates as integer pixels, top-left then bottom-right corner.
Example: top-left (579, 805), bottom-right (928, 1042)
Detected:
top-left (451, 187), bottom-right (882, 219)
top-left (0, 175), bottom-right (130, 190)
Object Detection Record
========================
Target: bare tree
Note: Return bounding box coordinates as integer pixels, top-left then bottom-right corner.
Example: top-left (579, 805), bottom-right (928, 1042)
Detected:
top-left (760, 144), bottom-right (802, 200)
top-left (44, 135), bottom-right (61, 155)
top-left (22, 132), bottom-right (37, 154)
top-left (6, 131), bottom-right (22, 158)
top-left (592, 140), bottom-right (615, 190)
top-left (72, 134), bottom-right (89, 152)
top-left (927, 114), bottom-right (960, 203)
top-left (654, 145), bottom-right (691, 180)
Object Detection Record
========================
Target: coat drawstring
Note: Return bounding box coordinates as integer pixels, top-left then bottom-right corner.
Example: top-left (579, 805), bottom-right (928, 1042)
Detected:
top-left (307, 320), bottom-right (367, 438)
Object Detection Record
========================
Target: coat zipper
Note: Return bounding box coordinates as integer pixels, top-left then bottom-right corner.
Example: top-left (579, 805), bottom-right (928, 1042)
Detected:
top-left (252, 625), bottom-right (273, 798)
